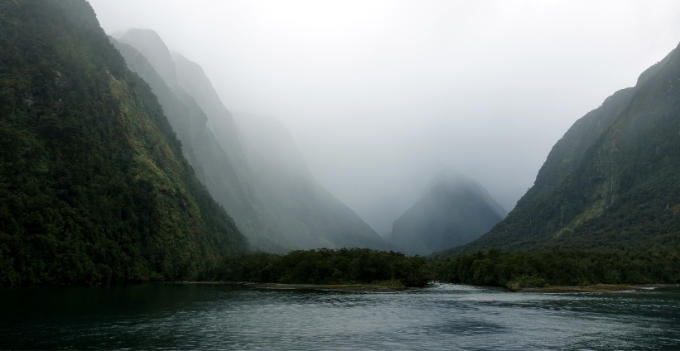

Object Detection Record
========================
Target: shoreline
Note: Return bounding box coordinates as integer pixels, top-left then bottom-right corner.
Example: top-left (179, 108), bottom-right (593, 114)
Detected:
top-left (170, 281), bottom-right (408, 292)
top-left (168, 281), bottom-right (680, 294)
top-left (247, 282), bottom-right (406, 293)
top-left (521, 283), bottom-right (680, 294)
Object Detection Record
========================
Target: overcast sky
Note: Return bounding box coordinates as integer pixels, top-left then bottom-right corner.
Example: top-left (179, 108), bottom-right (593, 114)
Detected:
top-left (89, 0), bottom-right (680, 235)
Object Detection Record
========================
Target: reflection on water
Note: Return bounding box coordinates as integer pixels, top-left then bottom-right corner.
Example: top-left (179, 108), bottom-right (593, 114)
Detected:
top-left (1, 283), bottom-right (679, 350)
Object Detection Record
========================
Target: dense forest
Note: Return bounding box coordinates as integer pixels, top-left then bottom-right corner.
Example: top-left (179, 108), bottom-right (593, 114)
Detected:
top-left (0, 0), bottom-right (247, 286)
top-left (430, 248), bottom-right (680, 289)
top-left (206, 247), bottom-right (680, 290)
top-left (210, 248), bottom-right (433, 287)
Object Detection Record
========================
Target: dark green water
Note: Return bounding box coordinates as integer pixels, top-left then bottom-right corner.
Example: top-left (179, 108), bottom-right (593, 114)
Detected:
top-left (1, 283), bottom-right (679, 350)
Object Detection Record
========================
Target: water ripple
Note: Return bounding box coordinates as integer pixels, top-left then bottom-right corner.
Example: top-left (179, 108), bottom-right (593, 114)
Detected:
top-left (1, 284), bottom-right (679, 350)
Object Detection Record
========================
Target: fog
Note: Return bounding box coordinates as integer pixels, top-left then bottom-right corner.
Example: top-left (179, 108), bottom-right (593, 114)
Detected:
top-left (89, 0), bottom-right (680, 235)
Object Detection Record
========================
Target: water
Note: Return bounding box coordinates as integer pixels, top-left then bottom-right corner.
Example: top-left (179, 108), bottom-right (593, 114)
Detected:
top-left (1, 283), bottom-right (679, 350)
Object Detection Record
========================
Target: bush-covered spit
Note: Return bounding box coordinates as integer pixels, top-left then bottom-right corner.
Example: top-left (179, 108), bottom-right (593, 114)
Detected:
top-left (211, 248), bottom-right (434, 287)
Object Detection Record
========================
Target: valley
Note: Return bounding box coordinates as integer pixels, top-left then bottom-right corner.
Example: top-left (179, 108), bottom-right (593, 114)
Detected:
top-left (1, 1), bottom-right (680, 349)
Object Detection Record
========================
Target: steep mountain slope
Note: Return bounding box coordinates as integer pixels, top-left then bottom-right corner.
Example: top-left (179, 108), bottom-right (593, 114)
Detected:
top-left (116, 29), bottom-right (392, 251)
top-left (169, 50), bottom-right (288, 251)
top-left (169, 51), bottom-right (244, 162)
top-left (118, 29), bottom-right (178, 88)
top-left (233, 112), bottom-right (394, 250)
top-left (0, 0), bottom-right (248, 285)
top-left (388, 171), bottom-right (506, 256)
top-left (437, 45), bottom-right (680, 257)
top-left (110, 35), bottom-right (287, 253)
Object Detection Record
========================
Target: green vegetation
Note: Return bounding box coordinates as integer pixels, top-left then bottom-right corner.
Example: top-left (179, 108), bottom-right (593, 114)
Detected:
top-left (0, 0), bottom-right (247, 286)
top-left (115, 30), bottom-right (395, 253)
top-left (3, 0), bottom-right (679, 293)
top-left (430, 248), bottom-right (680, 290)
top-left (208, 246), bottom-right (680, 291)
top-left (439, 42), bottom-right (680, 257)
top-left (210, 248), bottom-right (434, 287)
top-left (110, 33), bottom-right (292, 254)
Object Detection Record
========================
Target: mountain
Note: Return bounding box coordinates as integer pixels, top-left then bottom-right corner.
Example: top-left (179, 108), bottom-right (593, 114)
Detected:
top-left (0, 0), bottom-right (248, 285)
top-left (115, 29), bottom-right (393, 251)
top-left (436, 44), bottom-right (680, 257)
top-left (388, 171), bottom-right (506, 256)
top-left (111, 32), bottom-right (287, 253)
top-left (168, 49), bottom-right (290, 252)
top-left (233, 112), bottom-right (395, 250)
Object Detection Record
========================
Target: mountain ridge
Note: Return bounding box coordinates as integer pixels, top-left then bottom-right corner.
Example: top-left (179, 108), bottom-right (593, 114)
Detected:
top-left (435, 43), bottom-right (680, 257)
top-left (0, 0), bottom-right (248, 285)
top-left (111, 34), bottom-right (289, 253)
top-left (115, 29), bottom-right (394, 252)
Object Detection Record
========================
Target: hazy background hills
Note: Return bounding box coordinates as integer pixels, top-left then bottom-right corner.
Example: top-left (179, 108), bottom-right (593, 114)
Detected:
top-left (232, 112), bottom-right (393, 250)
top-left (112, 29), bottom-right (393, 252)
top-left (89, 0), bottom-right (680, 237)
top-left (111, 30), bottom-right (286, 252)
top-left (388, 170), bottom-right (507, 256)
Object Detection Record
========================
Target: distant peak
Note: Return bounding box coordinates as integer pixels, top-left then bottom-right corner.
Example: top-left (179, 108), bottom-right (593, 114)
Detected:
top-left (427, 168), bottom-right (471, 189)
top-left (122, 28), bottom-right (162, 38)
top-left (636, 47), bottom-right (676, 87)
top-left (109, 29), bottom-right (127, 39)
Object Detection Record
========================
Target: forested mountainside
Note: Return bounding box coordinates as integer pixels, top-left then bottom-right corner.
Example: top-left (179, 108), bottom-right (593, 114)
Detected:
top-left (233, 112), bottom-right (395, 251)
top-left (110, 35), bottom-right (287, 253)
top-left (0, 0), bottom-right (248, 285)
top-left (168, 50), bottom-right (287, 250)
top-left (437, 44), bottom-right (680, 257)
top-left (388, 171), bottom-right (506, 256)
top-left (116, 29), bottom-right (393, 251)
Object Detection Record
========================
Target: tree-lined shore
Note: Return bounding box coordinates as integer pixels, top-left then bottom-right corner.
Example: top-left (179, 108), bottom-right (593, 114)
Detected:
top-left (3, 246), bottom-right (679, 290)
top-left (205, 246), bottom-right (680, 290)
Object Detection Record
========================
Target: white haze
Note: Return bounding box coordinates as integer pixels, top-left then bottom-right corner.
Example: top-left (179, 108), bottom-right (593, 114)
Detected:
top-left (89, 0), bottom-right (680, 235)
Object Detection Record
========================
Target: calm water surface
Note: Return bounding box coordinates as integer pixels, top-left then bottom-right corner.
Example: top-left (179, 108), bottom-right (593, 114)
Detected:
top-left (1, 283), bottom-right (679, 350)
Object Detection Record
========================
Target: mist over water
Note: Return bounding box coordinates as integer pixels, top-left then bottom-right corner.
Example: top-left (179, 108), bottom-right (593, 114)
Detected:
top-left (89, 0), bottom-right (680, 235)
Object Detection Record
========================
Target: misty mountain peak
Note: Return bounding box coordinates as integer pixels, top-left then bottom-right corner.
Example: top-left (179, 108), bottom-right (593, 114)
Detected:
top-left (388, 172), bottom-right (507, 256)
top-left (118, 28), bottom-right (177, 88)
top-left (170, 51), bottom-right (234, 126)
top-left (427, 169), bottom-right (507, 219)
top-left (636, 48), bottom-right (675, 87)
top-left (113, 29), bottom-right (393, 252)
top-left (427, 168), bottom-right (469, 191)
